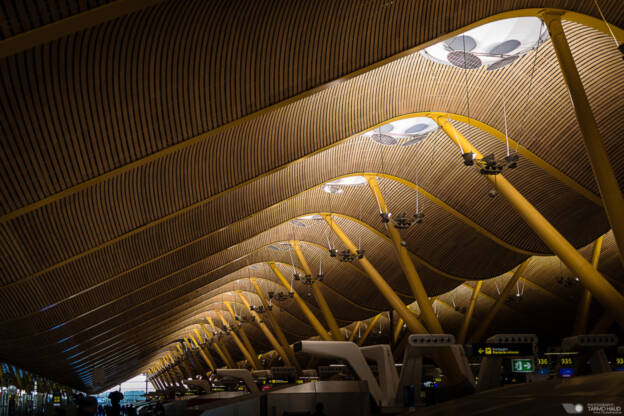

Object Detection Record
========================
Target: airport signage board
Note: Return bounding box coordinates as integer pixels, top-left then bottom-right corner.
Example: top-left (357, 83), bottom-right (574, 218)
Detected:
top-left (511, 358), bottom-right (534, 373)
top-left (473, 343), bottom-right (534, 356)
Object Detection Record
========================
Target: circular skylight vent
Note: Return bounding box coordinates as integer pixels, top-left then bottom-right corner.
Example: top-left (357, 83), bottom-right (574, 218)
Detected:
top-left (420, 17), bottom-right (548, 70)
top-left (364, 117), bottom-right (438, 146)
top-left (489, 39), bottom-right (521, 55)
top-left (322, 184), bottom-right (345, 194)
top-left (290, 220), bottom-right (306, 227)
top-left (447, 51), bottom-right (482, 69)
top-left (298, 214), bottom-right (323, 220)
top-left (445, 35), bottom-right (477, 51)
top-left (370, 133), bottom-right (398, 146)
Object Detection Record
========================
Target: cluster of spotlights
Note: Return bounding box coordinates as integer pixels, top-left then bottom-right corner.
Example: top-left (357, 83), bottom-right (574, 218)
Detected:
top-left (329, 248), bottom-right (364, 262)
top-left (380, 211), bottom-right (425, 229)
top-left (462, 152), bottom-right (519, 174)
top-left (557, 276), bottom-right (581, 288)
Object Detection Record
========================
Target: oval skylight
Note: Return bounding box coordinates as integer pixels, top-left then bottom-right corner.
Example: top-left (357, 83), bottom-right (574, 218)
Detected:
top-left (298, 214), bottom-right (323, 220)
top-left (326, 176), bottom-right (368, 186)
top-left (364, 117), bottom-right (438, 146)
top-left (420, 17), bottom-right (549, 70)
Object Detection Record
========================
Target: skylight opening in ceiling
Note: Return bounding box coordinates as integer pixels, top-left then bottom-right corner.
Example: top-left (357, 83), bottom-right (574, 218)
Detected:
top-left (322, 175), bottom-right (367, 193)
top-left (363, 116), bottom-right (439, 146)
top-left (420, 17), bottom-right (549, 71)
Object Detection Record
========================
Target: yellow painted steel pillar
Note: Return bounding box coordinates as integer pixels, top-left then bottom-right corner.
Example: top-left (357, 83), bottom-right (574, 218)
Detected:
top-left (236, 291), bottom-right (293, 366)
top-left (322, 214), bottom-right (428, 334)
top-left (457, 281), bottom-right (483, 344)
top-left (573, 236), bottom-right (604, 335)
top-left (267, 261), bottom-right (333, 341)
top-left (357, 313), bottom-right (381, 346)
top-left (349, 321), bottom-right (361, 342)
top-left (189, 333), bottom-right (216, 371)
top-left (291, 240), bottom-right (345, 340)
top-left (393, 317), bottom-right (405, 343)
top-left (200, 322), bottom-right (235, 368)
top-left (366, 175), bottom-right (443, 333)
top-left (176, 345), bottom-right (195, 378)
top-left (434, 114), bottom-right (624, 329)
top-left (250, 278), bottom-right (301, 369)
top-left (470, 260), bottom-right (530, 343)
top-left (216, 310), bottom-right (258, 370)
top-left (224, 301), bottom-right (262, 369)
top-left (542, 12), bottom-right (624, 266)
top-left (192, 329), bottom-right (219, 369)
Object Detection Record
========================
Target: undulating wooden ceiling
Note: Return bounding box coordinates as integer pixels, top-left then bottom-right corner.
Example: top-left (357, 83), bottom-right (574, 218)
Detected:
top-left (0, 0), bottom-right (623, 392)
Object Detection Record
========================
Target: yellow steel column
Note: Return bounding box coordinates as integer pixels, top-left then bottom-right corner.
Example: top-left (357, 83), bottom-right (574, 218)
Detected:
top-left (176, 345), bottom-right (195, 378)
top-left (267, 261), bottom-right (333, 341)
top-left (250, 278), bottom-right (301, 369)
top-left (322, 214), bottom-right (428, 334)
top-left (457, 281), bottom-right (483, 344)
top-left (357, 313), bottom-right (381, 346)
top-left (166, 353), bottom-right (185, 382)
top-left (291, 240), bottom-right (345, 340)
top-left (236, 291), bottom-right (293, 366)
top-left (200, 322), bottom-right (235, 368)
top-left (192, 329), bottom-right (219, 369)
top-left (189, 332), bottom-right (216, 371)
top-left (159, 359), bottom-right (176, 386)
top-left (393, 317), bottom-right (404, 343)
top-left (573, 236), bottom-right (604, 335)
top-left (469, 260), bottom-right (530, 343)
top-left (434, 114), bottom-right (624, 328)
top-left (349, 321), bottom-right (361, 342)
top-left (366, 176), bottom-right (443, 333)
top-left (542, 12), bottom-right (624, 266)
top-left (216, 310), bottom-right (258, 370)
top-left (224, 301), bottom-right (262, 369)
top-left (205, 319), bottom-right (238, 368)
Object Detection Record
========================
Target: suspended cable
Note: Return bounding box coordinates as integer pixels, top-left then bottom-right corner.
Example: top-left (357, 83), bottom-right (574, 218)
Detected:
top-left (592, 0), bottom-right (620, 47)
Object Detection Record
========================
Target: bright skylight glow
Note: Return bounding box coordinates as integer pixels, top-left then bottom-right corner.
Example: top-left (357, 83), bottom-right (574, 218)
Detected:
top-left (420, 17), bottom-right (549, 70)
top-left (325, 175), bottom-right (368, 186)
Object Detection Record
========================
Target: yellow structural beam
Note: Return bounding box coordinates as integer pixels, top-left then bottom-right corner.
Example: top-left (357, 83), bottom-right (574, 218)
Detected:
top-left (542, 12), bottom-right (624, 266)
top-left (189, 332), bottom-right (216, 371)
top-left (322, 214), bottom-right (428, 335)
top-left (357, 313), bottom-right (381, 346)
top-left (469, 260), bottom-right (530, 343)
top-left (200, 322), bottom-right (234, 368)
top-left (433, 115), bottom-right (624, 329)
top-left (349, 321), bottom-right (362, 342)
top-left (267, 261), bottom-right (333, 341)
top-left (393, 317), bottom-right (404, 343)
top-left (236, 291), bottom-right (293, 366)
top-left (457, 281), bottom-right (483, 344)
top-left (250, 278), bottom-right (301, 369)
top-left (291, 241), bottom-right (344, 340)
top-left (216, 310), bottom-right (259, 370)
top-left (366, 175), bottom-right (443, 334)
top-left (224, 301), bottom-right (262, 369)
top-left (573, 236), bottom-right (604, 335)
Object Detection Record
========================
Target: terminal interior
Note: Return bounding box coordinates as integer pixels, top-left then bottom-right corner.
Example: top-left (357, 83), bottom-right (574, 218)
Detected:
top-left (0, 1), bottom-right (624, 415)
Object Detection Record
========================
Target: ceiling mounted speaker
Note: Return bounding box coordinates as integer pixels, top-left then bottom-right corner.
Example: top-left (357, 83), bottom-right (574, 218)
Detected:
top-left (486, 55), bottom-right (519, 71)
top-left (370, 133), bottom-right (398, 146)
top-left (447, 51), bottom-right (482, 69)
top-left (489, 39), bottom-right (521, 55)
top-left (445, 35), bottom-right (477, 52)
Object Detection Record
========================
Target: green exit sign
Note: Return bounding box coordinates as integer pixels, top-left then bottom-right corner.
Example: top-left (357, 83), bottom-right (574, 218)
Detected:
top-left (512, 358), bottom-right (534, 373)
